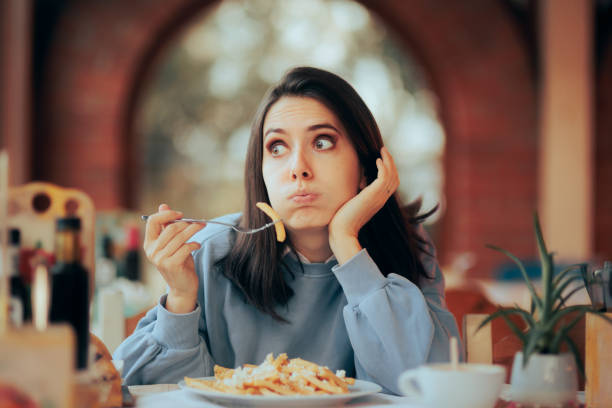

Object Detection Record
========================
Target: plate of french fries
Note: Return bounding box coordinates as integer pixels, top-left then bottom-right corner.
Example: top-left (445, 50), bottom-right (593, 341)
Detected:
top-left (179, 353), bottom-right (381, 406)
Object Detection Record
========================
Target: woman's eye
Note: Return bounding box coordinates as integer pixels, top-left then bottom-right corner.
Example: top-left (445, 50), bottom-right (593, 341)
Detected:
top-left (269, 142), bottom-right (287, 156)
top-left (314, 137), bottom-right (334, 150)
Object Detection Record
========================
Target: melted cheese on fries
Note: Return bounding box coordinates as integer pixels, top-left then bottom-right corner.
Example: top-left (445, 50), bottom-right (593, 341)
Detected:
top-left (184, 353), bottom-right (355, 396)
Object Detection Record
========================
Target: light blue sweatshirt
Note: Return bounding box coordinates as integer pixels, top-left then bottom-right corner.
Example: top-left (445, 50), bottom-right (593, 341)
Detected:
top-left (113, 213), bottom-right (460, 394)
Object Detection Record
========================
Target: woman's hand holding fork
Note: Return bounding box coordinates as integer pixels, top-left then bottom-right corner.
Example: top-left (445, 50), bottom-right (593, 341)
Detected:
top-left (143, 204), bottom-right (205, 314)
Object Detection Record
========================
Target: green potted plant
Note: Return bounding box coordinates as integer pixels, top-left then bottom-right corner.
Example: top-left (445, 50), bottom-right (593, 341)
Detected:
top-left (478, 212), bottom-right (612, 406)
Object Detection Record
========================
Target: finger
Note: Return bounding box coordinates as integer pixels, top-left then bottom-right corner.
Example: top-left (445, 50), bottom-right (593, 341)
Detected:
top-left (371, 157), bottom-right (395, 198)
top-left (156, 223), bottom-right (205, 260)
top-left (145, 207), bottom-right (183, 244)
top-left (359, 158), bottom-right (384, 194)
top-left (158, 241), bottom-right (201, 278)
top-left (169, 242), bottom-right (202, 266)
top-left (380, 147), bottom-right (397, 180)
top-left (159, 203), bottom-right (170, 212)
top-left (380, 147), bottom-right (399, 192)
top-left (149, 221), bottom-right (192, 257)
top-left (381, 147), bottom-right (398, 175)
top-left (376, 157), bottom-right (389, 188)
top-left (358, 153), bottom-right (394, 202)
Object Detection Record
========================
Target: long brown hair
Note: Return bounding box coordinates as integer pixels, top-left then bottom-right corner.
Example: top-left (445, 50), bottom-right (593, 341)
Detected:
top-left (222, 67), bottom-right (436, 321)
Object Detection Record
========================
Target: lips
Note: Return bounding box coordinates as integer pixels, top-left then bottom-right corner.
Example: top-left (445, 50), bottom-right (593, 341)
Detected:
top-left (289, 192), bottom-right (319, 204)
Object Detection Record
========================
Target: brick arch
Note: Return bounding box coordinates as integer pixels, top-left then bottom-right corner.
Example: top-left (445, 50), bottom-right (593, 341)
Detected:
top-left (36, 0), bottom-right (218, 209)
top-left (37, 0), bottom-right (537, 277)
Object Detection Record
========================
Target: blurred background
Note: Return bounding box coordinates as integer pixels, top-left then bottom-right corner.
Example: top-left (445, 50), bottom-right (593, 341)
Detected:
top-left (1, 0), bottom-right (611, 347)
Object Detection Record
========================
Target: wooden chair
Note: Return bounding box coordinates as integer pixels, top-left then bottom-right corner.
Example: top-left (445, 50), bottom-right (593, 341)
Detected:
top-left (125, 308), bottom-right (148, 338)
top-left (446, 287), bottom-right (499, 339)
top-left (585, 313), bottom-right (612, 407)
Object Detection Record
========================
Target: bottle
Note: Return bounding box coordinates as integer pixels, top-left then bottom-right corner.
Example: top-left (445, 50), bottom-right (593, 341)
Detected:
top-left (8, 228), bottom-right (28, 325)
top-left (49, 217), bottom-right (90, 370)
top-left (102, 233), bottom-right (114, 260)
top-left (95, 232), bottom-right (117, 287)
top-left (122, 226), bottom-right (141, 281)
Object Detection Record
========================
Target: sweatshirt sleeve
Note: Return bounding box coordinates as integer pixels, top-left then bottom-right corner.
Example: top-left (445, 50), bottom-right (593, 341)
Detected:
top-left (331, 228), bottom-right (460, 395)
top-left (112, 215), bottom-right (238, 385)
top-left (112, 295), bottom-right (214, 385)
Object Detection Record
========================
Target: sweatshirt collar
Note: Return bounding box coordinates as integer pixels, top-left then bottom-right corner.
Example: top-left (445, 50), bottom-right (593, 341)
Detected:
top-left (282, 246), bottom-right (337, 265)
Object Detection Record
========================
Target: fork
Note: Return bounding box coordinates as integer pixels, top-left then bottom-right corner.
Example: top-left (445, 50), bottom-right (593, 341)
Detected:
top-left (140, 215), bottom-right (281, 234)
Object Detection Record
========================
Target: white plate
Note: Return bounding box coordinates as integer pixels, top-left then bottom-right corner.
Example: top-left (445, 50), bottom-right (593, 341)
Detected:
top-left (178, 377), bottom-right (382, 406)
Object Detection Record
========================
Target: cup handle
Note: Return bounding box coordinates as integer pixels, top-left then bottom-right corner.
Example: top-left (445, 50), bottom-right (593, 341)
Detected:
top-left (398, 368), bottom-right (422, 398)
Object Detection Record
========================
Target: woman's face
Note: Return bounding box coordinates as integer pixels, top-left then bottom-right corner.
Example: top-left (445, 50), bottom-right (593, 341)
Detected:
top-left (262, 96), bottom-right (364, 233)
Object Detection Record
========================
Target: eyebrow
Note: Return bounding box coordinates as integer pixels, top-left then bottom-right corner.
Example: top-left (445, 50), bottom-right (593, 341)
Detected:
top-left (263, 123), bottom-right (341, 138)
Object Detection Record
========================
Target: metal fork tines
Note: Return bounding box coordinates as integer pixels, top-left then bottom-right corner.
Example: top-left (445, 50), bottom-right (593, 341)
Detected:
top-left (140, 215), bottom-right (281, 234)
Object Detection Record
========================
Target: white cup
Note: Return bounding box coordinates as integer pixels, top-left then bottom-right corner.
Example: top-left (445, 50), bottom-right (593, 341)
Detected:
top-left (398, 363), bottom-right (505, 408)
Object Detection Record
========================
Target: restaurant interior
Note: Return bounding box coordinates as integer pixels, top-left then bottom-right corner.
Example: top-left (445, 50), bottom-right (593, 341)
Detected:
top-left (1, 0), bottom-right (612, 407)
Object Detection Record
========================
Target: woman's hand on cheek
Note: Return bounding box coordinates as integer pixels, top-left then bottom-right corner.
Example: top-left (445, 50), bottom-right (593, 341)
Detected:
top-left (328, 147), bottom-right (399, 263)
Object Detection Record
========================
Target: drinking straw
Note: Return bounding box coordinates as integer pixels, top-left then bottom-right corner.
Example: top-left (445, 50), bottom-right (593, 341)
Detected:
top-left (450, 336), bottom-right (459, 369)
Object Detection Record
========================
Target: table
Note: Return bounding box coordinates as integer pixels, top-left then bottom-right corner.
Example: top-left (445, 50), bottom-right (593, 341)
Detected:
top-left (127, 384), bottom-right (537, 408)
top-left (128, 384), bottom-right (586, 407)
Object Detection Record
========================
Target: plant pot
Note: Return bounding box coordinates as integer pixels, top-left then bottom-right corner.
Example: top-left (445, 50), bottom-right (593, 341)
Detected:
top-left (510, 351), bottom-right (578, 406)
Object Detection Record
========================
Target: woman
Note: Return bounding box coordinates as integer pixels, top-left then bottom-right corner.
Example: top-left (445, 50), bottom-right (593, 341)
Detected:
top-left (114, 67), bottom-right (460, 394)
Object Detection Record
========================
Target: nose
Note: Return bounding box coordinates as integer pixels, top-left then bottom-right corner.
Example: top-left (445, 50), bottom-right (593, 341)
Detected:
top-left (290, 149), bottom-right (312, 181)
top-left (291, 170), bottom-right (311, 180)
